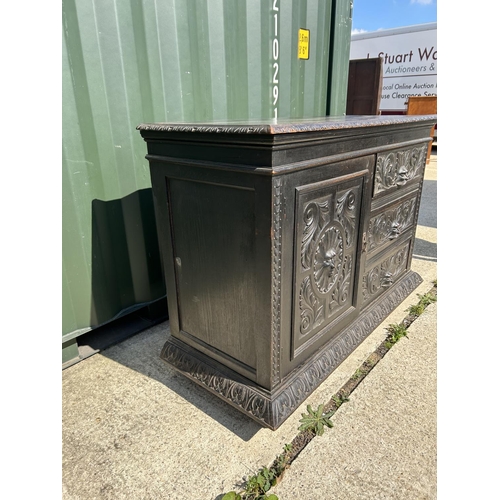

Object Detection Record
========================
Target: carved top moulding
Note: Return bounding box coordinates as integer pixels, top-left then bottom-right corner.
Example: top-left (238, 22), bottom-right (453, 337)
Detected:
top-left (137, 115), bottom-right (437, 135)
top-left (138, 115), bottom-right (437, 175)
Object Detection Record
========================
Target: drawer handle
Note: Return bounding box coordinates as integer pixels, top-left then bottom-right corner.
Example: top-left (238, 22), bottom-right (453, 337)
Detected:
top-left (396, 165), bottom-right (410, 186)
top-left (381, 272), bottom-right (393, 288)
top-left (389, 222), bottom-right (402, 240)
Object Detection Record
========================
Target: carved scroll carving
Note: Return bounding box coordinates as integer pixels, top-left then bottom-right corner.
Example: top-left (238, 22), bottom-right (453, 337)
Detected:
top-left (367, 197), bottom-right (417, 253)
top-left (298, 188), bottom-right (359, 337)
top-left (329, 254), bottom-right (352, 313)
top-left (374, 145), bottom-right (427, 195)
top-left (336, 190), bottom-right (357, 248)
top-left (300, 276), bottom-right (324, 334)
top-left (301, 199), bottom-right (330, 271)
top-left (161, 339), bottom-right (270, 421)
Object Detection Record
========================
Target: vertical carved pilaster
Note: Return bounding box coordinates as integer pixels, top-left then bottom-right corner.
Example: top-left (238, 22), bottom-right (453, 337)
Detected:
top-left (271, 176), bottom-right (284, 386)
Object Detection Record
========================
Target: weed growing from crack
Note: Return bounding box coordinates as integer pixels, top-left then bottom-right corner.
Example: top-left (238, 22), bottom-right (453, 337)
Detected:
top-left (221, 404), bottom-right (335, 498)
top-left (221, 493), bottom-right (242, 500)
top-left (298, 404), bottom-right (334, 436)
top-left (407, 302), bottom-right (425, 317)
top-left (244, 467), bottom-right (277, 499)
top-left (351, 367), bottom-right (368, 380)
top-left (407, 292), bottom-right (437, 317)
top-left (273, 444), bottom-right (292, 478)
top-left (331, 393), bottom-right (350, 408)
top-left (220, 442), bottom-right (295, 500)
top-left (364, 357), bottom-right (376, 368)
top-left (384, 323), bottom-right (409, 348)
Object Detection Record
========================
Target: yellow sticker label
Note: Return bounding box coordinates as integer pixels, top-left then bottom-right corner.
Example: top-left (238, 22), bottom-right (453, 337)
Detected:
top-left (298, 28), bottom-right (310, 60)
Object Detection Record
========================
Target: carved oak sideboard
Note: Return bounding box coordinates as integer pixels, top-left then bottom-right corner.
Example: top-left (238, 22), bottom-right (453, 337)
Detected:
top-left (138, 115), bottom-right (437, 430)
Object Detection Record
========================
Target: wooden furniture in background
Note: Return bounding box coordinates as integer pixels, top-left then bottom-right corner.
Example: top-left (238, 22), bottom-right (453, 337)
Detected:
top-left (406, 95), bottom-right (437, 165)
top-left (346, 58), bottom-right (383, 115)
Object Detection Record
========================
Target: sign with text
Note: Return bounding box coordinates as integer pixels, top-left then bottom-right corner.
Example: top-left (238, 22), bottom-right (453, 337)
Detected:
top-left (350, 24), bottom-right (437, 112)
top-left (298, 28), bottom-right (310, 60)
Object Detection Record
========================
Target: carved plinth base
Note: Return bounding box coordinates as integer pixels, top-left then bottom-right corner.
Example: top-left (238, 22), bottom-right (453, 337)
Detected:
top-left (160, 271), bottom-right (423, 430)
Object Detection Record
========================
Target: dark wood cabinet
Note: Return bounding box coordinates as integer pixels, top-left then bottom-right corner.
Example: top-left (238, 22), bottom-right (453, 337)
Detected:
top-left (138, 115), bottom-right (436, 430)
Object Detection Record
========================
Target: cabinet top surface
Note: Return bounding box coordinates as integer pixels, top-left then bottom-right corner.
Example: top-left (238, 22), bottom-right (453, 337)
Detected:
top-left (137, 115), bottom-right (437, 135)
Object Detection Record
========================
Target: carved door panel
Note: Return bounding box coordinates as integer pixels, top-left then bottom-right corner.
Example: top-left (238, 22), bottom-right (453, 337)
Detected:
top-left (291, 173), bottom-right (365, 360)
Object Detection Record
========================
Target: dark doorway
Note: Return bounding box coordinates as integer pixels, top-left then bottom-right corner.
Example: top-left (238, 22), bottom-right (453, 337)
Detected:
top-left (346, 57), bottom-right (383, 115)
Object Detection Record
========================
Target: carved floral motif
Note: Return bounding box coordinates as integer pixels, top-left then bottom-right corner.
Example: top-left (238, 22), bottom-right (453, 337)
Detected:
top-left (374, 145), bottom-right (426, 195)
top-left (313, 225), bottom-right (343, 293)
top-left (362, 242), bottom-right (410, 303)
top-left (367, 197), bottom-right (417, 252)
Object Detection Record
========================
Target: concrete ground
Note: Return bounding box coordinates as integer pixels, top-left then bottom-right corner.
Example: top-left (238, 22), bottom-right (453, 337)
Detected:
top-left (62, 149), bottom-right (437, 500)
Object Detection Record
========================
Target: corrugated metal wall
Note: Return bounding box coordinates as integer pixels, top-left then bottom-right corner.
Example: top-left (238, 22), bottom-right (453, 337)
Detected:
top-left (62, 0), bottom-right (352, 364)
top-left (327, 0), bottom-right (353, 115)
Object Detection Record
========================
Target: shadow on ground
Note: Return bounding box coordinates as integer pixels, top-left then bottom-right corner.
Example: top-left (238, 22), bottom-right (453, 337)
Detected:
top-left (413, 238), bottom-right (437, 261)
top-left (100, 323), bottom-right (263, 441)
top-left (417, 179), bottom-right (437, 229)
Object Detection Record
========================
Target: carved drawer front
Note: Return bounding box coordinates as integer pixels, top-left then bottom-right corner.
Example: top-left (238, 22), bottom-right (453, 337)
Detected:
top-left (361, 238), bottom-right (411, 306)
top-left (366, 194), bottom-right (418, 256)
top-left (373, 144), bottom-right (427, 199)
top-left (292, 174), bottom-right (364, 359)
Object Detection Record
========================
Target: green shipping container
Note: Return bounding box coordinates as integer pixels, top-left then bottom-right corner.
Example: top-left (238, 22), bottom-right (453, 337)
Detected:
top-left (62, 0), bottom-right (353, 367)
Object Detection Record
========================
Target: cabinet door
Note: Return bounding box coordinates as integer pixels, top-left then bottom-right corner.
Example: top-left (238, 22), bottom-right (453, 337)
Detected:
top-left (291, 172), bottom-right (365, 360)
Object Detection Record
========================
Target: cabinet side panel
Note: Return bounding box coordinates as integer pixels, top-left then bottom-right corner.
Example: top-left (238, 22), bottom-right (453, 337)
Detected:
top-left (169, 178), bottom-right (257, 370)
